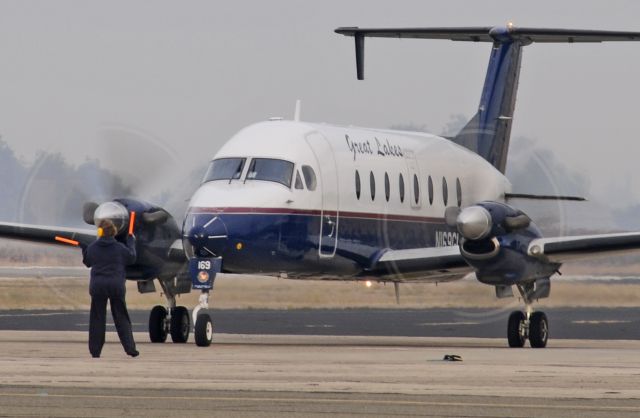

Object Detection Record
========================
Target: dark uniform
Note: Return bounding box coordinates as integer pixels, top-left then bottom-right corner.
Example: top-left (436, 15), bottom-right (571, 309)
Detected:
top-left (82, 235), bottom-right (138, 357)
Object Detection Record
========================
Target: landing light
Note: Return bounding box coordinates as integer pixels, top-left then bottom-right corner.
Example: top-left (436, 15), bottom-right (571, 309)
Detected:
top-left (365, 280), bottom-right (373, 288)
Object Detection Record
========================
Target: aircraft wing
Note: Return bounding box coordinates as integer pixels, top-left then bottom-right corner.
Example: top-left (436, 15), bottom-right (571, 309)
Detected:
top-left (527, 232), bottom-right (640, 263)
top-left (0, 221), bottom-right (96, 248)
top-left (364, 230), bottom-right (640, 282)
top-left (365, 246), bottom-right (471, 282)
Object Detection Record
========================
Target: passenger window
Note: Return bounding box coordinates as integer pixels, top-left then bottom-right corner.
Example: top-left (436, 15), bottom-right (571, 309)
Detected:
top-left (384, 172), bottom-right (390, 202)
top-left (442, 177), bottom-right (448, 206)
top-left (355, 170), bottom-right (361, 200)
top-left (399, 174), bottom-right (405, 203)
top-left (301, 165), bottom-right (317, 191)
top-left (456, 178), bottom-right (462, 207)
top-left (413, 174), bottom-right (419, 204)
top-left (428, 176), bottom-right (434, 205)
top-left (294, 171), bottom-right (304, 190)
top-left (370, 171), bottom-right (376, 201)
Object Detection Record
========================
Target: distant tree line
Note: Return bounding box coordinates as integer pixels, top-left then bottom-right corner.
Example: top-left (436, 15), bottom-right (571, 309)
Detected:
top-left (0, 139), bottom-right (131, 226)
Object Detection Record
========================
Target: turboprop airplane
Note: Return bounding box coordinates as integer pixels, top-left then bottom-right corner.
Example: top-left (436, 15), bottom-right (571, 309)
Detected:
top-left (2, 25), bottom-right (640, 348)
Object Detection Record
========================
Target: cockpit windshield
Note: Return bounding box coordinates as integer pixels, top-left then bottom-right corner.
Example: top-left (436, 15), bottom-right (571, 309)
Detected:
top-left (202, 158), bottom-right (246, 182)
top-left (245, 158), bottom-right (294, 188)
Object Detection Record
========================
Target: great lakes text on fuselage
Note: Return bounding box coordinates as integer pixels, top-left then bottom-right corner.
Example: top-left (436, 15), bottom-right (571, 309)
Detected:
top-left (345, 134), bottom-right (405, 161)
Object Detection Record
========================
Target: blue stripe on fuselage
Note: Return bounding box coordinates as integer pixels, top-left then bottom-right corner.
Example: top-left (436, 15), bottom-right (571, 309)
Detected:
top-left (184, 211), bottom-right (457, 279)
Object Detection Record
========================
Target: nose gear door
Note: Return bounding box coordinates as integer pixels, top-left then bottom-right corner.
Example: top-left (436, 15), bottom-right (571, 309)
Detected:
top-left (305, 132), bottom-right (339, 257)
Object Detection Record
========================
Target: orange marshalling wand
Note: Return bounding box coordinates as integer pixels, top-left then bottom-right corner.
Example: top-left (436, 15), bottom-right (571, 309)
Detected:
top-left (129, 211), bottom-right (136, 235)
top-left (55, 236), bottom-right (80, 246)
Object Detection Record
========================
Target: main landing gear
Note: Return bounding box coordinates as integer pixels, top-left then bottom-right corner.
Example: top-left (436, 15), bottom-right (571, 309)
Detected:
top-left (148, 285), bottom-right (214, 346)
top-left (507, 284), bottom-right (549, 348)
top-left (148, 304), bottom-right (190, 343)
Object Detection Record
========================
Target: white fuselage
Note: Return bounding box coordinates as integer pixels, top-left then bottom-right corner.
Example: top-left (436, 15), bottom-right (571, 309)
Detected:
top-left (185, 120), bottom-right (510, 278)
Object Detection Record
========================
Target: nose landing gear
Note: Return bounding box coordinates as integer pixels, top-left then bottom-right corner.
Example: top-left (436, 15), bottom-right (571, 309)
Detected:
top-left (148, 256), bottom-right (220, 346)
top-left (147, 288), bottom-right (214, 346)
top-left (193, 290), bottom-right (213, 347)
top-left (147, 290), bottom-right (213, 346)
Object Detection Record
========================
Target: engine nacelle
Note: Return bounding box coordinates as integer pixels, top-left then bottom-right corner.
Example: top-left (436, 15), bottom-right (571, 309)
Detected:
top-left (455, 201), bottom-right (559, 285)
top-left (83, 198), bottom-right (182, 281)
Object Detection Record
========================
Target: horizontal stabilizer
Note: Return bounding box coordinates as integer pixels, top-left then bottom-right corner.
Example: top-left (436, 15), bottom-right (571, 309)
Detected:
top-left (505, 193), bottom-right (586, 202)
top-left (335, 26), bottom-right (640, 44)
top-left (335, 25), bottom-right (640, 174)
top-left (335, 25), bottom-right (640, 81)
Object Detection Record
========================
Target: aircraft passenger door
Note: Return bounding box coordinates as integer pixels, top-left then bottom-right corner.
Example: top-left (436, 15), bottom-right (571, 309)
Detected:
top-left (305, 132), bottom-right (339, 258)
top-left (405, 151), bottom-right (422, 209)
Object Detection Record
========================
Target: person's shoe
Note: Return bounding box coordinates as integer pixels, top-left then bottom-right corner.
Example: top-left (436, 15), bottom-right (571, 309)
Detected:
top-left (91, 354), bottom-right (100, 358)
top-left (127, 350), bottom-right (139, 358)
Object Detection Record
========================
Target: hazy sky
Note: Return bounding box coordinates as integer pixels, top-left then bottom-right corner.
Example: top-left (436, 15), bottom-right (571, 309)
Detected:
top-left (0, 0), bottom-right (639, 206)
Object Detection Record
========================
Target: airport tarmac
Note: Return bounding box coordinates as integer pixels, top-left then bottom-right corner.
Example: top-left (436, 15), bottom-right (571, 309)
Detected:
top-left (1, 330), bottom-right (640, 417)
top-left (2, 307), bottom-right (640, 339)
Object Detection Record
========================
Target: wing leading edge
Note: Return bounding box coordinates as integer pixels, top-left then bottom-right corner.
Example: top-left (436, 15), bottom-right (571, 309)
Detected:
top-left (367, 231), bottom-right (640, 282)
top-left (366, 246), bottom-right (471, 283)
top-left (527, 232), bottom-right (640, 263)
top-left (0, 221), bottom-right (96, 248)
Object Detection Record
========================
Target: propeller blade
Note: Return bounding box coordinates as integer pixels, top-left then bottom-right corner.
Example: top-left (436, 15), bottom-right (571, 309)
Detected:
top-left (82, 202), bottom-right (99, 225)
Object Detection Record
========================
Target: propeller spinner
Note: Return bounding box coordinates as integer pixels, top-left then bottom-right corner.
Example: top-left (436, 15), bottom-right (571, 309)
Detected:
top-left (85, 201), bottom-right (130, 234)
top-left (456, 206), bottom-right (493, 240)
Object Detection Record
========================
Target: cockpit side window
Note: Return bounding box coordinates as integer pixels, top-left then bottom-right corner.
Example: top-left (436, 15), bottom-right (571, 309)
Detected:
top-left (202, 158), bottom-right (246, 183)
top-left (246, 158), bottom-right (294, 188)
top-left (294, 170), bottom-right (304, 190)
top-left (301, 165), bottom-right (317, 191)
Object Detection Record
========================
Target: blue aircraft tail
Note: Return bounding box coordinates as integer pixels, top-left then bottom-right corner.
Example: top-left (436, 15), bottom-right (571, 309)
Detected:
top-left (335, 25), bottom-right (640, 174)
top-left (452, 37), bottom-right (523, 173)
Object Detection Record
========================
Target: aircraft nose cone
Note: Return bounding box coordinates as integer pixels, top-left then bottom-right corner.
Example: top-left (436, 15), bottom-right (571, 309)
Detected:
top-left (186, 216), bottom-right (228, 257)
top-left (457, 206), bottom-right (493, 240)
top-left (188, 225), bottom-right (208, 249)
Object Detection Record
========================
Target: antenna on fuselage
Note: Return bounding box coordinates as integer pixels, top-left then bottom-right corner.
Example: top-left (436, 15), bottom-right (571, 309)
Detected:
top-left (293, 99), bottom-right (302, 122)
top-left (394, 282), bottom-right (400, 305)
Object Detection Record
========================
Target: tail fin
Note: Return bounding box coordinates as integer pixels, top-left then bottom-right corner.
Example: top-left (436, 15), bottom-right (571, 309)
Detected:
top-left (453, 39), bottom-right (522, 173)
top-left (335, 25), bottom-right (640, 174)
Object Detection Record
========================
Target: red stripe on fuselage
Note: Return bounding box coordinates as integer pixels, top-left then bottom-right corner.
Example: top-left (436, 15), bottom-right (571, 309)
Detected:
top-left (187, 207), bottom-right (445, 223)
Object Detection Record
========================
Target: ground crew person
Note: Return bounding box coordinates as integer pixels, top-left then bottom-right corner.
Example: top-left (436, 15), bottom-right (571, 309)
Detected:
top-left (82, 218), bottom-right (139, 358)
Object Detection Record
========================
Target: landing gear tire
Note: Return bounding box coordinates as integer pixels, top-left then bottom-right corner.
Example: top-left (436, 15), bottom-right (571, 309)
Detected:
top-left (529, 311), bottom-right (549, 348)
top-left (507, 311), bottom-right (526, 348)
top-left (170, 306), bottom-right (190, 343)
top-left (194, 313), bottom-right (213, 347)
top-left (149, 305), bottom-right (168, 343)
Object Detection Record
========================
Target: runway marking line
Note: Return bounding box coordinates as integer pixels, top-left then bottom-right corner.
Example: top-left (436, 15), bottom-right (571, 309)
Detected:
top-left (0, 312), bottom-right (72, 318)
top-left (0, 392), bottom-right (638, 412)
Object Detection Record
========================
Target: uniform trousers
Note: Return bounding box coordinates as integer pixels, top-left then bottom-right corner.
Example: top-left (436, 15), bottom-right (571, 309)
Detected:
top-left (89, 294), bottom-right (137, 356)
